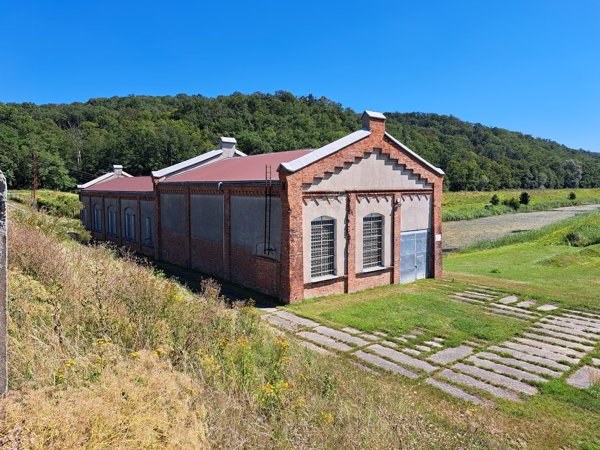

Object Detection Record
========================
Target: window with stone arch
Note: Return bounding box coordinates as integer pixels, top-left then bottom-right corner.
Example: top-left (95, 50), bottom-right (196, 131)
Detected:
top-left (124, 207), bottom-right (136, 241)
top-left (92, 204), bottom-right (102, 232)
top-left (310, 216), bottom-right (335, 278)
top-left (363, 213), bottom-right (384, 269)
top-left (107, 206), bottom-right (117, 236)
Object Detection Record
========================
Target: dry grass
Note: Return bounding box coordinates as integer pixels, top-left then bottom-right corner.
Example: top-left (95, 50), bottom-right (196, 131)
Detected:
top-left (3, 210), bottom-right (598, 449)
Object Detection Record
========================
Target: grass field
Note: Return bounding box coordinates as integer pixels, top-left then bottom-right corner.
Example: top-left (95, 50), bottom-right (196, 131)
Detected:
top-left (288, 280), bottom-right (525, 347)
top-left (442, 188), bottom-right (600, 221)
top-left (446, 212), bottom-right (600, 308)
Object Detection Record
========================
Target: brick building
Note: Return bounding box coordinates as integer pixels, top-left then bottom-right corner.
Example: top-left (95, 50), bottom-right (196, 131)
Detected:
top-left (79, 111), bottom-right (444, 303)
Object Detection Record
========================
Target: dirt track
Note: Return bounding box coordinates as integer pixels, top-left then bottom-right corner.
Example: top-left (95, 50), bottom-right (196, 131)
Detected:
top-left (443, 204), bottom-right (600, 251)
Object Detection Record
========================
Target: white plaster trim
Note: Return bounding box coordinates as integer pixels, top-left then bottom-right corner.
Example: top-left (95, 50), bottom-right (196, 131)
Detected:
top-left (363, 110), bottom-right (386, 120)
top-left (281, 129), bottom-right (371, 173)
top-left (384, 132), bottom-right (445, 176)
top-left (77, 171), bottom-right (133, 189)
top-left (151, 149), bottom-right (223, 178)
top-left (361, 265), bottom-right (389, 274)
top-left (310, 274), bottom-right (339, 283)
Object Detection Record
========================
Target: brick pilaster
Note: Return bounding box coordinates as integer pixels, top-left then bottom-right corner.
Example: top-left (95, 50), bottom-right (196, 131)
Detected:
top-left (346, 193), bottom-right (357, 292)
top-left (279, 176), bottom-right (304, 303)
top-left (186, 186), bottom-right (192, 268)
top-left (223, 189), bottom-right (231, 280)
top-left (392, 193), bottom-right (401, 283)
top-left (432, 181), bottom-right (444, 279)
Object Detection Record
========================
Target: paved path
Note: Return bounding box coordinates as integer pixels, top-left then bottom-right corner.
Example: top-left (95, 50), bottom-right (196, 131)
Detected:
top-left (443, 204), bottom-right (600, 251)
top-left (262, 284), bottom-right (600, 405)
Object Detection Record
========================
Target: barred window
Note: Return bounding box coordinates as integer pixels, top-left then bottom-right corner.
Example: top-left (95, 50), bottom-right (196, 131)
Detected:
top-left (363, 214), bottom-right (383, 269)
top-left (311, 217), bottom-right (335, 278)
top-left (107, 207), bottom-right (117, 236)
top-left (124, 207), bottom-right (136, 241)
top-left (92, 204), bottom-right (102, 232)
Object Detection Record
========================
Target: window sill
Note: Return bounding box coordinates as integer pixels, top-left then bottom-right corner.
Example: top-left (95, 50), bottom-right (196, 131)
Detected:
top-left (310, 274), bottom-right (338, 283)
top-left (361, 266), bottom-right (389, 274)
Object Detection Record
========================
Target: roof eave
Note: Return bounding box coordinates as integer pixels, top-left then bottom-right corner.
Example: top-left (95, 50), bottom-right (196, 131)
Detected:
top-left (384, 132), bottom-right (445, 176)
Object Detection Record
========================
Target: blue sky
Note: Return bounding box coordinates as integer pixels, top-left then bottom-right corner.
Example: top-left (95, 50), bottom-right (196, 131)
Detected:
top-left (1, 0), bottom-right (599, 152)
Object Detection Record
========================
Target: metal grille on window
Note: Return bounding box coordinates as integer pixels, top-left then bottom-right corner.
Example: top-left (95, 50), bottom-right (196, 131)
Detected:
top-left (363, 214), bottom-right (383, 268)
top-left (311, 217), bottom-right (335, 277)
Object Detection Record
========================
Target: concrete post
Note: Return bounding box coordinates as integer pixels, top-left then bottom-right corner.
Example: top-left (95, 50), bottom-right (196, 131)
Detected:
top-left (0, 170), bottom-right (8, 394)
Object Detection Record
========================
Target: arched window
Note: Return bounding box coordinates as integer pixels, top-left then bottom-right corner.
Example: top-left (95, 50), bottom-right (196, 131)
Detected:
top-left (92, 204), bottom-right (102, 232)
top-left (143, 216), bottom-right (153, 246)
top-left (80, 207), bottom-right (88, 227)
top-left (310, 216), bottom-right (335, 278)
top-left (107, 206), bottom-right (117, 236)
top-left (124, 207), bottom-right (136, 241)
top-left (363, 213), bottom-right (383, 269)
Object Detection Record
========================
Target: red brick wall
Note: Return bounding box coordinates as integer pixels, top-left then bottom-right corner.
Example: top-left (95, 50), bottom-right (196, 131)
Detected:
top-left (279, 114), bottom-right (444, 303)
top-left (190, 237), bottom-right (224, 277)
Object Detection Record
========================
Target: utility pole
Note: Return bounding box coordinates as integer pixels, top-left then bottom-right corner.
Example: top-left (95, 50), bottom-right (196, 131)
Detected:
top-left (0, 170), bottom-right (8, 394)
top-left (31, 151), bottom-right (38, 203)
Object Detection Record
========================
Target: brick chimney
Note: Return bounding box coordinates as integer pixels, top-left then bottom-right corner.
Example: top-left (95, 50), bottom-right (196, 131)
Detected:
top-left (113, 164), bottom-right (123, 176)
top-left (361, 110), bottom-right (386, 137)
top-left (219, 137), bottom-right (237, 158)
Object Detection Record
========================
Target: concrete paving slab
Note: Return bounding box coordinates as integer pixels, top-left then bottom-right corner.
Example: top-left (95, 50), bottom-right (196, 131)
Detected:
top-left (522, 332), bottom-right (593, 352)
top-left (368, 344), bottom-right (437, 372)
top-left (486, 307), bottom-right (532, 320)
top-left (351, 361), bottom-right (380, 375)
top-left (467, 356), bottom-right (545, 382)
top-left (297, 331), bottom-right (352, 352)
top-left (513, 337), bottom-right (585, 358)
top-left (425, 378), bottom-right (484, 405)
top-left (360, 333), bottom-right (380, 341)
top-left (453, 363), bottom-right (538, 395)
top-left (592, 358), bottom-right (600, 367)
top-left (263, 314), bottom-right (299, 331)
top-left (492, 303), bottom-right (539, 316)
top-left (425, 341), bottom-right (444, 348)
top-left (402, 348), bottom-right (421, 356)
top-left (404, 334), bottom-right (418, 339)
top-left (553, 316), bottom-right (600, 333)
top-left (488, 346), bottom-right (570, 371)
top-left (260, 307), bottom-right (278, 313)
top-left (503, 342), bottom-right (579, 364)
top-left (536, 322), bottom-right (598, 340)
top-left (498, 295), bottom-right (518, 304)
top-left (564, 310), bottom-right (600, 320)
top-left (428, 345), bottom-right (473, 365)
top-left (530, 326), bottom-right (595, 344)
top-left (462, 291), bottom-right (495, 299)
top-left (439, 369), bottom-right (520, 401)
top-left (516, 300), bottom-right (537, 308)
top-left (432, 337), bottom-right (445, 342)
top-left (537, 304), bottom-right (558, 312)
top-left (296, 339), bottom-right (334, 356)
top-left (566, 366), bottom-right (600, 389)
top-left (314, 326), bottom-right (369, 347)
top-left (543, 318), bottom-right (600, 334)
top-left (562, 313), bottom-right (600, 327)
top-left (354, 351), bottom-right (419, 379)
top-left (394, 336), bottom-right (408, 343)
top-left (476, 352), bottom-right (561, 377)
top-left (415, 345), bottom-right (432, 352)
top-left (558, 315), bottom-right (600, 329)
top-left (448, 295), bottom-right (485, 305)
top-left (273, 310), bottom-right (319, 328)
top-left (381, 340), bottom-right (398, 348)
top-left (342, 327), bottom-right (361, 334)
top-left (373, 331), bottom-right (388, 337)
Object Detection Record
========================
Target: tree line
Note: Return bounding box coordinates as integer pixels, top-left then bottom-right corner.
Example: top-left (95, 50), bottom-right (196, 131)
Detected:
top-left (1, 91), bottom-right (599, 191)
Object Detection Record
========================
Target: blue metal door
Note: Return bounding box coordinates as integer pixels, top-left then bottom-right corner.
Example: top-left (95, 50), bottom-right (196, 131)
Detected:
top-left (400, 230), bottom-right (430, 283)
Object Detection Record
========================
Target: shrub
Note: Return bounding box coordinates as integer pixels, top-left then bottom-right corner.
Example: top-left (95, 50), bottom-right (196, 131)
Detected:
top-left (502, 197), bottom-right (520, 210)
top-left (519, 192), bottom-right (530, 205)
top-left (569, 192), bottom-right (577, 200)
top-left (490, 194), bottom-right (500, 206)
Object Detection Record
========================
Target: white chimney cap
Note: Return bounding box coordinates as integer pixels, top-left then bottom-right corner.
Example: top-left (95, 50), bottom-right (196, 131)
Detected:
top-left (220, 137), bottom-right (237, 145)
top-left (113, 164), bottom-right (123, 170)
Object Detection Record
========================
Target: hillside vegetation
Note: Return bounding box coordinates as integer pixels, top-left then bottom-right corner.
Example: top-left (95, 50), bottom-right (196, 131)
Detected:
top-left (1, 92), bottom-right (599, 191)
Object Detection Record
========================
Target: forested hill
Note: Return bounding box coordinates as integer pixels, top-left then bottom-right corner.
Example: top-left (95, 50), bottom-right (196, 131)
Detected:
top-left (1, 91), bottom-right (599, 191)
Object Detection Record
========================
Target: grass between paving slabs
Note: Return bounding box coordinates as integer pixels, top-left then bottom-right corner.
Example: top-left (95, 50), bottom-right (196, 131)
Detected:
top-left (287, 280), bottom-right (527, 347)
top-left (445, 212), bottom-right (600, 309)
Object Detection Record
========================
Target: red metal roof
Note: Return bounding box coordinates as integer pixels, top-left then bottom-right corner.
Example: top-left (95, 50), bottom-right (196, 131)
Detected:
top-left (163, 149), bottom-right (314, 183)
top-left (83, 176), bottom-right (154, 193)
